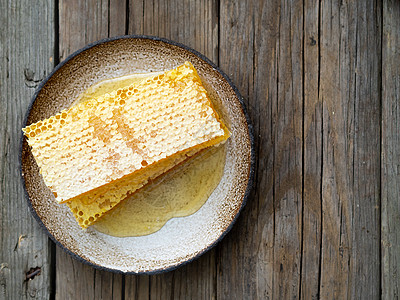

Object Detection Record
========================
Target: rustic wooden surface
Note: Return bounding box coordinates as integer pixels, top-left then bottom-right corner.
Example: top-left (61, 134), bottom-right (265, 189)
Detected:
top-left (382, 1), bottom-right (400, 299)
top-left (1, 0), bottom-right (399, 299)
top-left (0, 1), bottom-right (54, 299)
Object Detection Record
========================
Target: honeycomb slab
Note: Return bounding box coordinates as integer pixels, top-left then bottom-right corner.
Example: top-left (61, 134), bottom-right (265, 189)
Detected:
top-left (23, 62), bottom-right (229, 228)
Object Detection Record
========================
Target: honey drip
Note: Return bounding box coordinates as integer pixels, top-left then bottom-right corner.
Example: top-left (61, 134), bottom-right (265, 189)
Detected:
top-left (75, 72), bottom-right (226, 237)
top-left (93, 145), bottom-right (225, 237)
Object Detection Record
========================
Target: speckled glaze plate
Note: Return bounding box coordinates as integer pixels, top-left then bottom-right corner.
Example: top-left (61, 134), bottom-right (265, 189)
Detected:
top-left (21, 36), bottom-right (254, 274)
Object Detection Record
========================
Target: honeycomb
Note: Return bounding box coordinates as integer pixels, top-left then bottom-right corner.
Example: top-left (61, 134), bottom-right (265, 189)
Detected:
top-left (23, 62), bottom-right (230, 228)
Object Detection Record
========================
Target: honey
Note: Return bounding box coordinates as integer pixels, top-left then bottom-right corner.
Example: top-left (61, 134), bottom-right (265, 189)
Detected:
top-left (75, 71), bottom-right (226, 236)
top-left (73, 72), bottom-right (163, 105)
top-left (93, 144), bottom-right (225, 237)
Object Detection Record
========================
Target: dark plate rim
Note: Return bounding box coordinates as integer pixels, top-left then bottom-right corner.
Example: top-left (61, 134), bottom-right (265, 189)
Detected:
top-left (19, 35), bottom-right (256, 275)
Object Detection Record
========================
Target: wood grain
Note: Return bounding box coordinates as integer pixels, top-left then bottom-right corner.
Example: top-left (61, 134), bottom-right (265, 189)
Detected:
top-left (217, 0), bottom-right (257, 298)
top-left (251, 0), bottom-right (280, 297)
top-left (0, 1), bottom-right (54, 299)
top-left (382, 0), bottom-right (400, 298)
top-left (301, 0), bottom-right (322, 298)
top-left (2, 0), bottom-right (399, 298)
top-left (319, 1), bottom-right (352, 296)
top-left (55, 251), bottom-right (122, 299)
top-left (128, 0), bottom-right (219, 63)
top-left (59, 0), bottom-right (109, 61)
top-left (272, 1), bottom-right (304, 297)
top-left (218, 0), bottom-right (382, 299)
top-left (319, 1), bottom-right (381, 298)
top-left (124, 251), bottom-right (216, 300)
top-left (109, 0), bottom-right (127, 36)
top-left (56, 1), bottom-right (126, 299)
top-left (350, 2), bottom-right (381, 298)
top-left (218, 0), bottom-right (304, 298)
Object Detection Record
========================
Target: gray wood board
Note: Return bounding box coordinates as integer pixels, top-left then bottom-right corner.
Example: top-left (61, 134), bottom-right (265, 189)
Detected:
top-left (0, 0), bottom-right (55, 299)
top-left (382, 0), bottom-right (400, 299)
top-left (319, 1), bottom-right (381, 298)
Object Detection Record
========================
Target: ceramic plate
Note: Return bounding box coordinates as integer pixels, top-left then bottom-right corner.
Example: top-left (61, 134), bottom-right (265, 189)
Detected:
top-left (20, 36), bottom-right (254, 274)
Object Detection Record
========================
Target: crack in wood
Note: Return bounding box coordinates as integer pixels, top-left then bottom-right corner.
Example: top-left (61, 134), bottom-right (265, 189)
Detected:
top-left (25, 267), bottom-right (41, 281)
top-left (13, 235), bottom-right (27, 252)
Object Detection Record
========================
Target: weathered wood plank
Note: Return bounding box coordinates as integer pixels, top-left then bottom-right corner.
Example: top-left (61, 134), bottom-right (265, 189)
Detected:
top-left (124, 251), bottom-right (216, 300)
top-left (129, 0), bottom-right (219, 63)
top-left (217, 0), bottom-right (256, 298)
top-left (301, 0), bottom-right (322, 299)
top-left (167, 251), bottom-right (216, 300)
top-left (0, 0), bottom-right (54, 299)
top-left (125, 1), bottom-right (219, 298)
top-left (109, 0), bottom-right (127, 36)
top-left (252, 0), bottom-right (280, 298)
top-left (55, 251), bottom-right (122, 299)
top-left (127, 0), bottom-right (144, 36)
top-left (272, 1), bottom-right (304, 298)
top-left (55, 253), bottom-right (96, 299)
top-left (124, 275), bottom-right (150, 299)
top-left (56, 1), bottom-right (126, 299)
top-left (350, 2), bottom-right (381, 298)
top-left (319, 0), bottom-right (381, 298)
top-left (319, 2), bottom-right (353, 297)
top-left (382, 1), bottom-right (400, 298)
top-left (94, 268), bottom-right (123, 299)
top-left (218, 0), bottom-right (304, 298)
top-left (59, 0), bottom-right (108, 62)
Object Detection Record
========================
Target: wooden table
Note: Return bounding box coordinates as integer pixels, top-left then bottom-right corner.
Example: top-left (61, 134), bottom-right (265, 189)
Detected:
top-left (1, 1), bottom-right (399, 299)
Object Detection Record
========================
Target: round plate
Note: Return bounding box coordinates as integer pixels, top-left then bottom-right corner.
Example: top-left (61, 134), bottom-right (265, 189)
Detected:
top-left (20, 36), bottom-right (254, 274)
